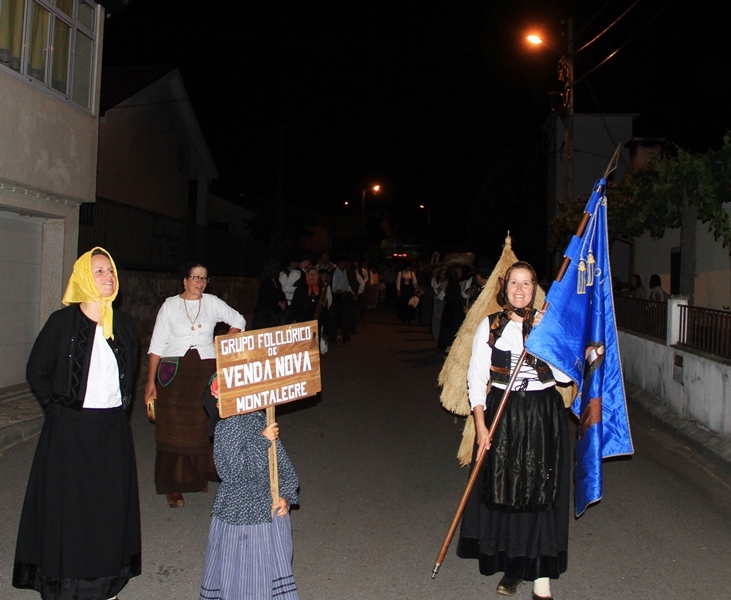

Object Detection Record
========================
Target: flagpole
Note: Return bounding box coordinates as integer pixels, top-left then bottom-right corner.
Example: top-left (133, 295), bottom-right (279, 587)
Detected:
top-left (555, 145), bottom-right (620, 283)
top-left (554, 211), bottom-right (590, 283)
top-left (432, 147), bottom-right (621, 579)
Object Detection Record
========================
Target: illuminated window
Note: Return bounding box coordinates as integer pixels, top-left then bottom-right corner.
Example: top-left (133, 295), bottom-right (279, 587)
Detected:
top-left (0, 0), bottom-right (97, 109)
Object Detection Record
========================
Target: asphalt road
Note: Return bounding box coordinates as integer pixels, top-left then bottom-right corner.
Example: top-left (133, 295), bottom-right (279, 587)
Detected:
top-left (2, 306), bottom-right (731, 600)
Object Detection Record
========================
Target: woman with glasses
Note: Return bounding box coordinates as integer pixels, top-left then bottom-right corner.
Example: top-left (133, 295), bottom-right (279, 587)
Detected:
top-left (145, 261), bottom-right (246, 508)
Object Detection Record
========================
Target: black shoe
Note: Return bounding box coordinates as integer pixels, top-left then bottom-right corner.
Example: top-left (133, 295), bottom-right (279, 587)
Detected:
top-left (531, 594), bottom-right (553, 600)
top-left (496, 575), bottom-right (523, 596)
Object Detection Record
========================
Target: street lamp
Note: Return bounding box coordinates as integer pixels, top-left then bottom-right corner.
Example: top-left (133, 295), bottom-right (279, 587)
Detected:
top-left (527, 19), bottom-right (574, 206)
top-left (419, 204), bottom-right (431, 231)
top-left (361, 184), bottom-right (381, 249)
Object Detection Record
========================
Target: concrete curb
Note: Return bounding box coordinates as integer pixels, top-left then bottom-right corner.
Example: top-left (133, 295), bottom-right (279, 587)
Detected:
top-left (0, 396), bottom-right (44, 454)
top-left (0, 418), bottom-right (44, 453)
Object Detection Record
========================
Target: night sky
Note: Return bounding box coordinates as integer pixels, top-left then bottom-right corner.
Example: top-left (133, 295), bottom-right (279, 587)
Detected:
top-left (102, 0), bottom-right (729, 261)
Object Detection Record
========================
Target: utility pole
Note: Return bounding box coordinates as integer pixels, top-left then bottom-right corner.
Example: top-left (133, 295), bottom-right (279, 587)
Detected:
top-left (562, 18), bottom-right (574, 206)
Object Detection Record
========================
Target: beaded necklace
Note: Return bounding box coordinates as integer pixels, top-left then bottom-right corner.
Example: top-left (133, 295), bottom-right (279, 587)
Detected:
top-left (183, 295), bottom-right (202, 330)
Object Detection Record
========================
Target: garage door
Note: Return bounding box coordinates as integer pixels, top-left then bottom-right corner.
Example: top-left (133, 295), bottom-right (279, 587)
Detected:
top-left (0, 210), bottom-right (43, 388)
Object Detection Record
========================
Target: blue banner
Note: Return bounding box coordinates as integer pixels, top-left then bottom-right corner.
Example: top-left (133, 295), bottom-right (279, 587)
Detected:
top-left (525, 178), bottom-right (634, 516)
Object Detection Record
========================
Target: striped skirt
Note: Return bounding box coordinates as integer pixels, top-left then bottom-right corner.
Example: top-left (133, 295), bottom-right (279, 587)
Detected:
top-left (200, 513), bottom-right (298, 600)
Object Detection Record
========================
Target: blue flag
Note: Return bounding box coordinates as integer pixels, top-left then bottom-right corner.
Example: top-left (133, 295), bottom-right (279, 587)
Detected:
top-left (525, 178), bottom-right (634, 516)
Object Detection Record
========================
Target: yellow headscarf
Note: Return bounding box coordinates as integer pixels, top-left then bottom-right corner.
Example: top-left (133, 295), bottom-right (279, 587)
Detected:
top-left (62, 247), bottom-right (119, 340)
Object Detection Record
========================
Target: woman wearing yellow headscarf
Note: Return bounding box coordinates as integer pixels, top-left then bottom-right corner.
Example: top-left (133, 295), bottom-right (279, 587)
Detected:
top-left (14, 247), bottom-right (140, 600)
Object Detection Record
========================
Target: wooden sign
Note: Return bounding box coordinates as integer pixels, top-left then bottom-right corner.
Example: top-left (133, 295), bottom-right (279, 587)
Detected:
top-left (214, 320), bottom-right (321, 418)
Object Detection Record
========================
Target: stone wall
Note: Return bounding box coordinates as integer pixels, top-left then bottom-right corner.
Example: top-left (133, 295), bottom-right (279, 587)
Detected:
top-left (116, 270), bottom-right (259, 352)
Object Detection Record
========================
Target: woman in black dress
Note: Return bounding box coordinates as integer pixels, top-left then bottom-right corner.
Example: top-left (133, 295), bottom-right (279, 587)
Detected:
top-left (457, 261), bottom-right (571, 600)
top-left (252, 258), bottom-right (288, 329)
top-left (14, 247), bottom-right (140, 600)
top-left (437, 267), bottom-right (466, 352)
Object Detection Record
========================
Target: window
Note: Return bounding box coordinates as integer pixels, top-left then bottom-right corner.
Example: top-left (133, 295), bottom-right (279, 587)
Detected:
top-left (0, 0), bottom-right (97, 109)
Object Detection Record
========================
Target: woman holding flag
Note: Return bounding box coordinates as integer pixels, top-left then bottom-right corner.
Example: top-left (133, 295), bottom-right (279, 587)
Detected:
top-left (458, 261), bottom-right (572, 600)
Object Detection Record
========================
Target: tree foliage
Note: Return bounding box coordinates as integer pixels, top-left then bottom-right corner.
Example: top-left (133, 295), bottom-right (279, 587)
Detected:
top-left (549, 134), bottom-right (731, 252)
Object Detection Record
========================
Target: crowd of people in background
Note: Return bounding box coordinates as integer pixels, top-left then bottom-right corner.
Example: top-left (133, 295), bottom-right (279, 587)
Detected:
top-left (251, 252), bottom-right (385, 350)
top-left (249, 250), bottom-right (520, 363)
top-left (249, 250), bottom-right (504, 357)
top-left (613, 273), bottom-right (668, 302)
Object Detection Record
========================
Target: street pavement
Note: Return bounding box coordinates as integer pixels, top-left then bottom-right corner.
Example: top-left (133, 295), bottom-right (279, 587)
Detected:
top-left (2, 305), bottom-right (731, 599)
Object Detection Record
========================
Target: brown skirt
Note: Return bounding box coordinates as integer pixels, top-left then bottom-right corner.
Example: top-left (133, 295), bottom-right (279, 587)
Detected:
top-left (154, 349), bottom-right (218, 494)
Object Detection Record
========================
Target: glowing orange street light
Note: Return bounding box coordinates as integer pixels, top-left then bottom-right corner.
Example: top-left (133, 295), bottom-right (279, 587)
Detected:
top-left (526, 32), bottom-right (562, 54)
top-left (419, 204), bottom-right (431, 231)
top-left (525, 20), bottom-right (574, 206)
top-left (361, 184), bottom-right (381, 248)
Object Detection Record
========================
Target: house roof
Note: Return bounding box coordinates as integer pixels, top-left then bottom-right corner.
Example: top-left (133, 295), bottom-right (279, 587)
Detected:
top-left (100, 65), bottom-right (218, 179)
top-left (100, 65), bottom-right (177, 115)
top-left (96, 0), bottom-right (129, 16)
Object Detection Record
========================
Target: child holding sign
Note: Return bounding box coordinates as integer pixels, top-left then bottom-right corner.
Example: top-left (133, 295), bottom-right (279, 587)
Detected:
top-left (200, 376), bottom-right (299, 600)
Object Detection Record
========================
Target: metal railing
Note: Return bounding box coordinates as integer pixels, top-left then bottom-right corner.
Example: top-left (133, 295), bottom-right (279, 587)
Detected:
top-left (614, 296), bottom-right (667, 341)
top-left (679, 305), bottom-right (731, 358)
top-left (614, 296), bottom-right (731, 360)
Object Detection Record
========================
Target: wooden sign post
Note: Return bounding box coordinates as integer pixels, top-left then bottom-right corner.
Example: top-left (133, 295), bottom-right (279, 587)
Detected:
top-left (214, 320), bottom-right (322, 497)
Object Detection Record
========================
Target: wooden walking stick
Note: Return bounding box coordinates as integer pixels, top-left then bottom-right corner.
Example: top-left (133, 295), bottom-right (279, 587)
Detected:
top-left (267, 406), bottom-right (279, 500)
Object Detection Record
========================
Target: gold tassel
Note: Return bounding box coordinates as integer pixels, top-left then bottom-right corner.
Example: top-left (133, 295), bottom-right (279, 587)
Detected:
top-left (577, 259), bottom-right (587, 294)
top-left (586, 251), bottom-right (595, 287)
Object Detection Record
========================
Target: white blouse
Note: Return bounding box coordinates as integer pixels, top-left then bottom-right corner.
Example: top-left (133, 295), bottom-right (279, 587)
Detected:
top-left (467, 317), bottom-right (571, 410)
top-left (83, 326), bottom-right (122, 409)
top-left (148, 293), bottom-right (246, 360)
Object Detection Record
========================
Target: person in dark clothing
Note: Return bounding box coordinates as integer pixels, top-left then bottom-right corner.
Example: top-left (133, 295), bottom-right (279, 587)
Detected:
top-left (199, 377), bottom-right (299, 599)
top-left (438, 266), bottom-right (466, 352)
top-left (253, 258), bottom-right (288, 329)
top-left (291, 266), bottom-right (331, 331)
top-left (329, 259), bottom-right (356, 343)
top-left (396, 261), bottom-right (418, 324)
top-left (14, 247), bottom-right (141, 600)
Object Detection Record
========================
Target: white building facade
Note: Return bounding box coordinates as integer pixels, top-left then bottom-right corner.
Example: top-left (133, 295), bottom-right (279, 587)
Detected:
top-left (0, 0), bottom-right (112, 388)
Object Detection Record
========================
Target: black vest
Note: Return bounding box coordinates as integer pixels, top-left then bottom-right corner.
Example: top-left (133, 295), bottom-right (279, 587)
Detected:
top-left (486, 312), bottom-right (554, 386)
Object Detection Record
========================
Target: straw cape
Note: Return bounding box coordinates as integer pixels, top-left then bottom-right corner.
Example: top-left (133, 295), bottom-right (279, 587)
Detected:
top-left (437, 234), bottom-right (574, 466)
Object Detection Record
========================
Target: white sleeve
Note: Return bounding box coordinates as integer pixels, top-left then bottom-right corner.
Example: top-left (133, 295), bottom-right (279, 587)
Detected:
top-left (280, 271), bottom-right (300, 297)
top-left (210, 295), bottom-right (247, 330)
top-left (467, 318), bottom-right (493, 409)
top-left (148, 299), bottom-right (173, 355)
top-left (460, 278), bottom-right (471, 299)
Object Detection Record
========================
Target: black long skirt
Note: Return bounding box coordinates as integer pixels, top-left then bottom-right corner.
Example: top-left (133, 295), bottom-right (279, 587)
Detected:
top-left (13, 403), bottom-right (141, 599)
top-left (456, 387), bottom-right (570, 581)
